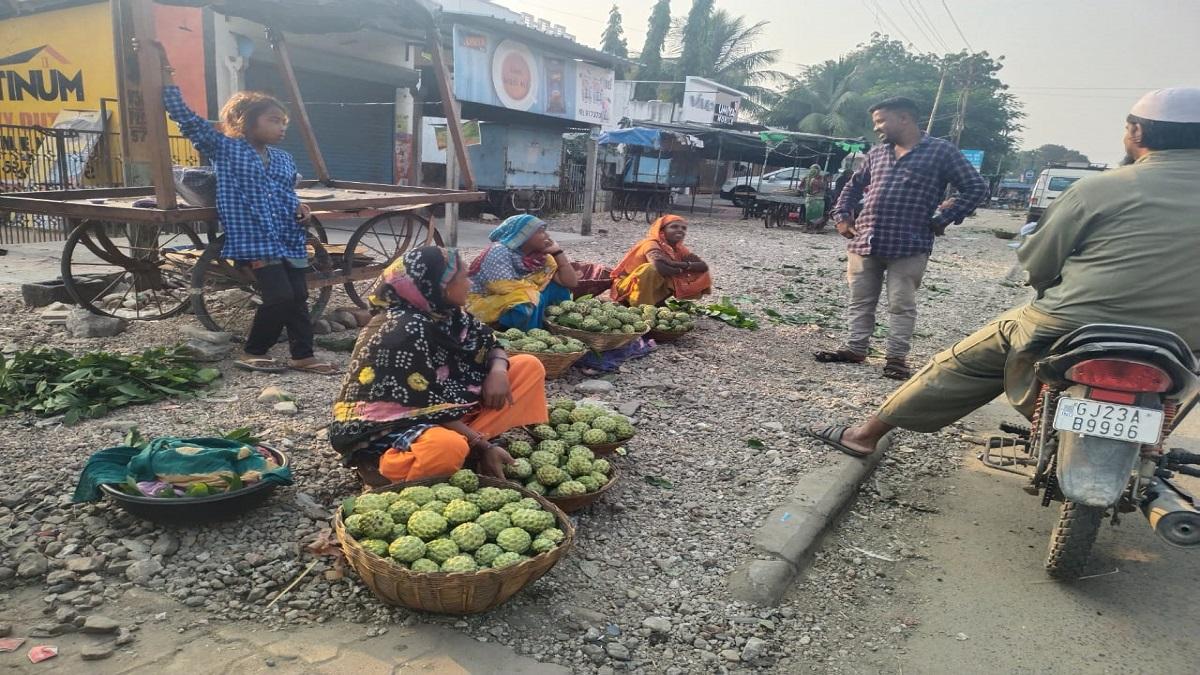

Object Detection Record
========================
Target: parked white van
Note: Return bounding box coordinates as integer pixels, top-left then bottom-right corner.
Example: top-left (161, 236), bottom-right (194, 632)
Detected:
top-left (1027, 163), bottom-right (1108, 222)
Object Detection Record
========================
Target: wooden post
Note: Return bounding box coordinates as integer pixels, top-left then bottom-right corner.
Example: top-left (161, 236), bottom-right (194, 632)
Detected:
top-left (266, 29), bottom-right (332, 184)
top-left (427, 29), bottom-right (475, 190)
top-left (112, 0), bottom-right (176, 208)
top-left (707, 135), bottom-right (722, 214)
top-left (444, 125), bottom-right (459, 246)
top-left (580, 134), bottom-right (597, 235)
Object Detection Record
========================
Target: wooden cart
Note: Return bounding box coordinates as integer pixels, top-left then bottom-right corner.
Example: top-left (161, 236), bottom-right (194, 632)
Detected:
top-left (0, 0), bottom-right (483, 339)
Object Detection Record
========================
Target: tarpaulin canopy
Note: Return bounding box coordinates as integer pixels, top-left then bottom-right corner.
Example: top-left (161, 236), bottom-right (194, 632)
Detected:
top-left (619, 120), bottom-right (865, 167)
top-left (156, 0), bottom-right (437, 35)
top-left (596, 127), bottom-right (703, 151)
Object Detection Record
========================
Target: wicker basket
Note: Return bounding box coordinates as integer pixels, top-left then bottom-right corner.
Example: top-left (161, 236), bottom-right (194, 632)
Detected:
top-left (546, 467), bottom-right (619, 513)
top-left (333, 475), bottom-right (575, 615)
top-left (573, 277), bottom-right (613, 298)
top-left (508, 349), bottom-right (586, 379)
top-left (647, 328), bottom-right (692, 344)
top-left (525, 426), bottom-right (633, 457)
top-left (546, 320), bottom-right (647, 352)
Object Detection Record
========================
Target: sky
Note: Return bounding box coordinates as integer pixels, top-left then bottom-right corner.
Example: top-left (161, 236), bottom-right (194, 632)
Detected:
top-left (494, 0), bottom-right (1200, 165)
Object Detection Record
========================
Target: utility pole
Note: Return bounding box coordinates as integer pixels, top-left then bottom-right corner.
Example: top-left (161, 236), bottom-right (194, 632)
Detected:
top-left (951, 61), bottom-right (975, 148)
top-left (926, 60), bottom-right (947, 134)
top-left (580, 133), bottom-right (598, 236)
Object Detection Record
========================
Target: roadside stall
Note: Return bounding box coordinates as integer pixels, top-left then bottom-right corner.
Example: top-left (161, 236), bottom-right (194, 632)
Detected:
top-left (596, 126), bottom-right (703, 224)
top-left (0, 0), bottom-right (484, 338)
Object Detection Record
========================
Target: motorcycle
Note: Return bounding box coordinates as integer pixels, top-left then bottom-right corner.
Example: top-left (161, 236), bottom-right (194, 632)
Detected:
top-left (981, 323), bottom-right (1200, 578)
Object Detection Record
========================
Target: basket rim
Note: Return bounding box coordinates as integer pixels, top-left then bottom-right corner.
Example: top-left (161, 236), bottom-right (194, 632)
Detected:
top-left (545, 319), bottom-right (648, 342)
top-left (507, 347), bottom-right (587, 359)
top-left (523, 425), bottom-right (635, 450)
top-left (335, 474), bottom-right (575, 579)
top-left (544, 465), bottom-right (619, 507)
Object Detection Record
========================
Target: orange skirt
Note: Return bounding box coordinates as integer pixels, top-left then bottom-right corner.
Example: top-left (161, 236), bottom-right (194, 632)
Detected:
top-left (377, 354), bottom-right (548, 483)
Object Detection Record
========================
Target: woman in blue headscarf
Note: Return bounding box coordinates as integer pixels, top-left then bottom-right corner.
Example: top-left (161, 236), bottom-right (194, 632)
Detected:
top-left (466, 214), bottom-right (579, 329)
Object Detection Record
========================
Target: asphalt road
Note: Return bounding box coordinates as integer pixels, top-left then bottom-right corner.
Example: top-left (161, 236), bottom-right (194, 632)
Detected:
top-left (875, 399), bottom-right (1200, 674)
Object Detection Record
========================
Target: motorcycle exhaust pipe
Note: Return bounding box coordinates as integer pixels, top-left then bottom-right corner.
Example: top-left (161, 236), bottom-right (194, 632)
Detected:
top-left (1141, 481), bottom-right (1200, 548)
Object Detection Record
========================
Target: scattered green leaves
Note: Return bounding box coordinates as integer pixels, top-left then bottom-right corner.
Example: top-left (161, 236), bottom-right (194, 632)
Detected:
top-left (746, 438), bottom-right (766, 450)
top-left (668, 297), bottom-right (759, 330)
top-left (0, 346), bottom-right (221, 425)
top-left (644, 475), bottom-right (674, 489)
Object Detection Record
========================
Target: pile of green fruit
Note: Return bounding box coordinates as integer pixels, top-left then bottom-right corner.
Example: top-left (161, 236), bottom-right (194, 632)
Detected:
top-left (640, 305), bottom-right (697, 333)
top-left (546, 298), bottom-right (648, 334)
top-left (529, 398), bottom-right (635, 448)
top-left (341, 470), bottom-right (565, 573)
top-left (496, 328), bottom-right (587, 354)
top-left (504, 435), bottom-right (614, 497)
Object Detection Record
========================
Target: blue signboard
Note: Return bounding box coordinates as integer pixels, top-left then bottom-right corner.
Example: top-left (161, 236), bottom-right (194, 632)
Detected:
top-left (451, 25), bottom-right (614, 126)
top-left (961, 149), bottom-right (985, 171)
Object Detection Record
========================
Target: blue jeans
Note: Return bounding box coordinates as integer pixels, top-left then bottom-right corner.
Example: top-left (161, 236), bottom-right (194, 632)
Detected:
top-left (498, 281), bottom-right (572, 331)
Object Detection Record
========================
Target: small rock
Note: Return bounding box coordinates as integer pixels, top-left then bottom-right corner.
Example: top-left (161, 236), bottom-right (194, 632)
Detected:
top-left (955, 632), bottom-right (969, 641)
top-left (575, 379), bottom-right (614, 395)
top-left (81, 644), bottom-right (114, 661)
top-left (617, 401), bottom-right (643, 417)
top-left (257, 386), bottom-right (294, 404)
top-left (46, 569), bottom-right (76, 585)
top-left (126, 559), bottom-right (163, 585)
top-left (82, 615), bottom-right (120, 634)
top-left (741, 637), bottom-right (767, 661)
top-left (181, 326), bottom-right (234, 345)
top-left (0, 623), bottom-right (10, 637)
top-left (798, 635), bottom-right (812, 646)
top-left (312, 320), bottom-right (332, 335)
top-left (294, 493), bottom-right (330, 520)
top-left (330, 310), bottom-right (358, 329)
top-left (605, 642), bottom-right (631, 661)
top-left (100, 420), bottom-right (139, 433)
top-left (65, 309), bottom-right (128, 338)
top-left (115, 627), bottom-right (135, 645)
top-left (721, 649), bottom-right (741, 662)
top-left (762, 421), bottom-right (785, 432)
top-left (150, 534), bottom-right (180, 557)
top-left (273, 401), bottom-right (299, 416)
top-left (179, 339), bottom-right (233, 362)
top-left (17, 553), bottom-right (48, 578)
top-left (641, 617), bottom-right (672, 634)
top-left (481, 213), bottom-right (499, 222)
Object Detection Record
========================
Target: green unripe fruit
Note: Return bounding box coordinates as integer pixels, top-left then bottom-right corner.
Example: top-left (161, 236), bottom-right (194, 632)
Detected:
top-left (418, 499), bottom-right (447, 514)
top-left (424, 537), bottom-right (459, 563)
top-left (441, 555), bottom-right (478, 573)
top-left (529, 450), bottom-right (558, 470)
top-left (353, 493), bottom-right (389, 514)
top-left (530, 538), bottom-right (556, 554)
top-left (387, 499), bottom-right (420, 523)
top-left (536, 465), bottom-right (568, 487)
top-left (508, 440), bottom-right (533, 458)
top-left (491, 551), bottom-right (522, 569)
top-left (565, 456), bottom-right (593, 477)
top-left (591, 459), bottom-right (612, 475)
top-left (450, 522), bottom-right (488, 551)
top-left (388, 535), bottom-right (426, 563)
top-left (407, 510), bottom-right (448, 539)
top-left (398, 486), bottom-right (435, 505)
top-left (582, 429), bottom-right (608, 445)
top-left (504, 458), bottom-right (533, 479)
top-left (496, 527), bottom-right (532, 553)
top-left (391, 522), bottom-right (408, 539)
top-left (410, 558), bottom-right (440, 573)
top-left (443, 499), bottom-right (480, 525)
top-left (360, 510), bottom-right (394, 539)
top-left (434, 485), bottom-right (465, 502)
top-left (539, 527), bottom-right (566, 544)
top-left (556, 480), bottom-right (586, 497)
top-left (474, 511), bottom-right (511, 538)
top-left (549, 408), bottom-right (572, 425)
top-left (360, 539), bottom-right (390, 557)
top-left (344, 514), bottom-right (366, 537)
top-left (531, 425), bottom-right (557, 440)
top-left (476, 487), bottom-right (507, 512)
top-left (524, 480), bottom-right (547, 495)
top-left (474, 543), bottom-right (503, 566)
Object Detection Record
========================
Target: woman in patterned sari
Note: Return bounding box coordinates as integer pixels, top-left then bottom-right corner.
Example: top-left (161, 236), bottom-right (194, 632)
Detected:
top-left (611, 215), bottom-right (712, 306)
top-left (330, 246), bottom-right (548, 486)
top-left (466, 214), bottom-right (579, 329)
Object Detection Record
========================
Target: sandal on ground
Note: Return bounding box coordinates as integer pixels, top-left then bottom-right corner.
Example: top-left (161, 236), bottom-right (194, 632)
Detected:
top-left (289, 360), bottom-right (339, 375)
top-left (814, 349), bottom-right (866, 364)
top-left (234, 357), bottom-right (286, 373)
top-left (882, 359), bottom-right (912, 381)
top-left (807, 425), bottom-right (883, 458)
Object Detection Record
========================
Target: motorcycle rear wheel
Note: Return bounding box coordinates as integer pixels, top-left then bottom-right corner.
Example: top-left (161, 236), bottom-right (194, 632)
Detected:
top-left (1044, 500), bottom-right (1104, 579)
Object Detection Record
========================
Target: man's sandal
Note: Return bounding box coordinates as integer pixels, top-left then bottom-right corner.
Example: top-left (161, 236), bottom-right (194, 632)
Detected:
top-left (882, 359), bottom-right (912, 381)
top-left (807, 425), bottom-right (890, 458)
top-left (289, 360), bottom-right (339, 375)
top-left (234, 357), bottom-right (286, 373)
top-left (814, 349), bottom-right (866, 364)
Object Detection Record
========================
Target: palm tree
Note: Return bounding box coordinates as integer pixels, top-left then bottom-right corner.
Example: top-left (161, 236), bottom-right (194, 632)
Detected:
top-left (767, 58), bottom-right (869, 137)
top-left (670, 9), bottom-right (783, 116)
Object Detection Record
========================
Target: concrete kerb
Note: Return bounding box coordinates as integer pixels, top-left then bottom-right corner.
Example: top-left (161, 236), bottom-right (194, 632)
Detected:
top-left (729, 449), bottom-right (885, 606)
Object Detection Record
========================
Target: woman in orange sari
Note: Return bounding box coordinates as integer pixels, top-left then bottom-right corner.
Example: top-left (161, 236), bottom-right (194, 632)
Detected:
top-left (611, 215), bottom-right (712, 306)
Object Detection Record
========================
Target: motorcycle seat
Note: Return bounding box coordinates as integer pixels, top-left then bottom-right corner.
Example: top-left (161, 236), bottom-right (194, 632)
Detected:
top-left (1050, 324), bottom-right (1196, 371)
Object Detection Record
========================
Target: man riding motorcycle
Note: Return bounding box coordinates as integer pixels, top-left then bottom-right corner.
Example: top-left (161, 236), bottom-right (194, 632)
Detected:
top-left (809, 86), bottom-right (1200, 458)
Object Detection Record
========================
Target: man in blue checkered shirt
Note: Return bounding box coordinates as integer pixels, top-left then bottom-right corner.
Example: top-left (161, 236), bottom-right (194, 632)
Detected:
top-left (817, 97), bottom-right (987, 380)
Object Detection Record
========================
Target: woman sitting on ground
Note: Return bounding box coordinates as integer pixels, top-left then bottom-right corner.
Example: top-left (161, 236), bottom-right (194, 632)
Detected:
top-left (611, 214), bottom-right (712, 307)
top-left (466, 214), bottom-right (579, 329)
top-left (329, 246), bottom-right (548, 487)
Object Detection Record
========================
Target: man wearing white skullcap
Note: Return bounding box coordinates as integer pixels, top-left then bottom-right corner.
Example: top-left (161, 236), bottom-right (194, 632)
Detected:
top-left (809, 87), bottom-right (1200, 461)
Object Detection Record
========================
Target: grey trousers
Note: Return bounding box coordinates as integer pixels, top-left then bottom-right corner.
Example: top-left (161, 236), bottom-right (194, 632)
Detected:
top-left (845, 252), bottom-right (930, 360)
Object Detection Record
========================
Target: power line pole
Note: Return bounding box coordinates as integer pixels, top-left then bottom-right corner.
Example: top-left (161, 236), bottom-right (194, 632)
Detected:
top-left (951, 62), bottom-right (974, 148)
top-left (926, 60), bottom-right (947, 134)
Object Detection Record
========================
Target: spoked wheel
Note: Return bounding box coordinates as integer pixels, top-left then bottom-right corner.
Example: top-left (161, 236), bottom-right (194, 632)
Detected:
top-left (644, 192), bottom-right (668, 224)
top-left (609, 192), bottom-right (625, 222)
top-left (343, 212), bottom-right (443, 308)
top-left (61, 220), bottom-right (203, 320)
top-left (307, 215), bottom-right (328, 244)
top-left (773, 206), bottom-right (788, 229)
top-left (509, 190), bottom-right (547, 214)
top-left (623, 193), bottom-right (642, 221)
top-left (190, 233), bottom-right (333, 341)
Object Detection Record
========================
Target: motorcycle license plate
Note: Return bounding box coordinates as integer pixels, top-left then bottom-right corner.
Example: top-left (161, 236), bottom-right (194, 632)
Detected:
top-left (1052, 397), bottom-right (1163, 444)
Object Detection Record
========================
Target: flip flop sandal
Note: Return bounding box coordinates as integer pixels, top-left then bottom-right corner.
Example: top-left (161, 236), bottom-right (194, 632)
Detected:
top-left (234, 357), bottom-right (286, 373)
top-left (807, 425), bottom-right (878, 458)
top-left (289, 361), bottom-right (340, 375)
top-left (814, 349), bottom-right (866, 364)
top-left (883, 360), bottom-right (912, 380)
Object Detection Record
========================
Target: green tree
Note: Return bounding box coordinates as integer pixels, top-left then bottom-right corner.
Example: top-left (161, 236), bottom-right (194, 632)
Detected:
top-left (677, 0), bottom-right (714, 79)
top-left (669, 9), bottom-right (781, 115)
top-left (766, 58), bottom-right (869, 137)
top-left (1008, 144), bottom-right (1092, 179)
top-left (600, 4), bottom-right (628, 59)
top-left (634, 0), bottom-right (671, 99)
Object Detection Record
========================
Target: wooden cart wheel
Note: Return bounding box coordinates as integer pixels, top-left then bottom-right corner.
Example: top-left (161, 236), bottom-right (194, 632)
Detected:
top-left (307, 215), bottom-right (328, 244)
top-left (190, 233), bottom-right (332, 341)
top-left (763, 204), bottom-right (775, 229)
top-left (644, 192), bottom-right (667, 224)
top-left (343, 212), bottom-right (443, 308)
top-left (61, 220), bottom-right (202, 321)
top-left (623, 192), bottom-right (641, 221)
top-left (609, 191), bottom-right (625, 222)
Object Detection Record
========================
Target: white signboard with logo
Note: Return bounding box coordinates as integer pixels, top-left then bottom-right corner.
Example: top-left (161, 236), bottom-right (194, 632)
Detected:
top-left (575, 61), bottom-right (614, 126)
top-left (680, 76), bottom-right (743, 126)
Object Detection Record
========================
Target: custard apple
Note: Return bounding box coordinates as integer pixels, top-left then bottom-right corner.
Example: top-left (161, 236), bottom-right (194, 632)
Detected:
top-left (360, 510), bottom-right (394, 539)
top-left (463, 492), bottom-right (483, 506)
top-left (418, 499), bottom-right (447, 514)
top-left (441, 555), bottom-right (478, 573)
top-left (592, 416), bottom-right (618, 432)
top-left (424, 537), bottom-right (459, 563)
top-left (538, 440), bottom-right (566, 455)
top-left (499, 488), bottom-right (522, 504)
top-left (549, 408), bottom-right (572, 425)
top-left (565, 456), bottom-right (593, 477)
top-left (570, 421), bottom-right (592, 434)
top-left (450, 522), bottom-right (488, 551)
top-left (388, 535), bottom-right (426, 563)
top-left (539, 527), bottom-right (566, 544)
top-left (449, 468), bottom-right (480, 491)
top-left (530, 537), bottom-right (556, 554)
top-left (555, 423), bottom-right (572, 435)
top-left (444, 499), bottom-right (480, 525)
top-left (496, 527), bottom-right (532, 553)
top-left (354, 493), bottom-right (389, 514)
top-left (360, 539), bottom-right (389, 557)
top-left (380, 492), bottom-right (402, 505)
top-left (508, 440), bottom-right (534, 458)
top-left (559, 431), bottom-right (583, 446)
top-left (470, 487), bottom-right (501, 512)
top-left (499, 502), bottom-right (523, 515)
top-left (590, 471), bottom-right (610, 485)
top-left (407, 510), bottom-right (448, 539)
top-left (410, 558), bottom-right (440, 573)
top-left (387, 498), bottom-right (421, 523)
top-left (511, 508), bottom-right (555, 534)
top-left (581, 429), bottom-right (608, 445)
top-left (531, 425), bottom-right (557, 440)
top-left (491, 551), bottom-right (522, 569)
top-left (569, 407), bottom-right (600, 424)
top-left (391, 522), bottom-right (408, 539)
top-left (591, 458), bottom-right (612, 475)
top-left (556, 480), bottom-right (586, 497)
top-left (434, 485), bottom-right (465, 502)
top-left (517, 498), bottom-right (541, 511)
top-left (614, 421), bottom-right (635, 439)
top-left (475, 511), bottom-right (511, 538)
top-left (398, 486), bottom-right (435, 505)
top-left (504, 458), bottom-right (533, 479)
top-left (524, 480), bottom-right (547, 495)
top-left (343, 514), bottom-right (367, 537)
top-left (577, 475), bottom-right (600, 492)
top-left (568, 447), bottom-right (595, 463)
top-left (536, 465), bottom-right (568, 487)
top-left (474, 543), bottom-right (503, 566)
top-left (550, 397), bottom-right (576, 411)
top-left (529, 450), bottom-right (558, 470)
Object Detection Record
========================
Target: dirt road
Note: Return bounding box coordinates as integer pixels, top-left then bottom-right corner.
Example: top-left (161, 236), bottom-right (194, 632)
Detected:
top-left (853, 399), bottom-right (1200, 674)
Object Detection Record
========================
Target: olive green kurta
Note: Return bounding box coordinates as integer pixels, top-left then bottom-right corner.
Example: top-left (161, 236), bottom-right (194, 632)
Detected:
top-left (878, 149), bottom-right (1200, 432)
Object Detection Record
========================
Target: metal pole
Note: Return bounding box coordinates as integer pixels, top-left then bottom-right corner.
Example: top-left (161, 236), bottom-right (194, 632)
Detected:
top-left (708, 135), bottom-right (722, 214)
top-left (927, 61), bottom-right (946, 134)
top-left (445, 125), bottom-right (459, 246)
top-left (581, 134), bottom-right (598, 235)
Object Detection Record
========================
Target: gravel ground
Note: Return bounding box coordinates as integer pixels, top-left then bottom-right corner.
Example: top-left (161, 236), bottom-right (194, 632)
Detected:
top-left (0, 206), bottom-right (1029, 672)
